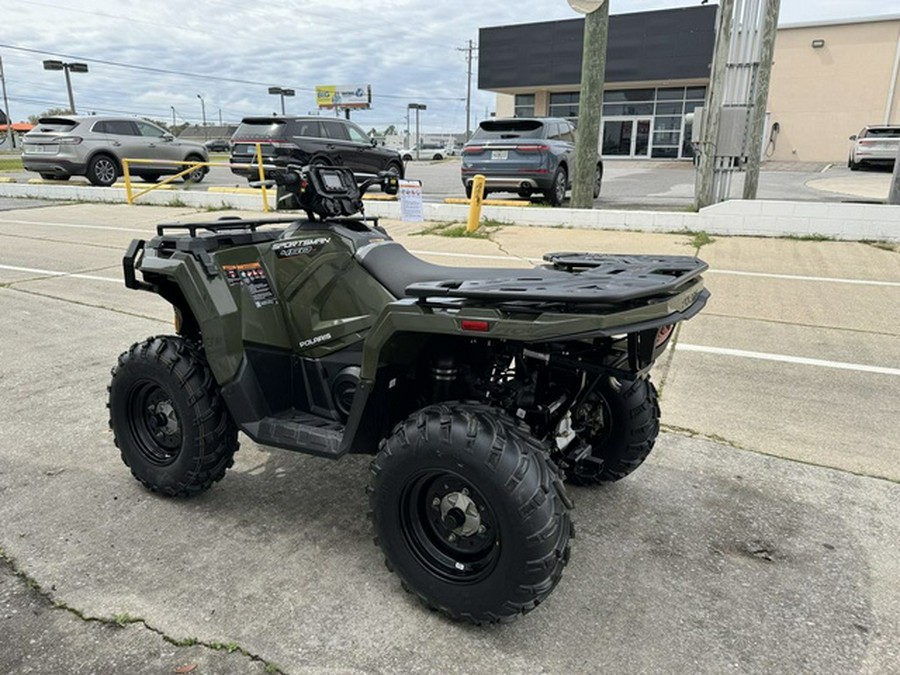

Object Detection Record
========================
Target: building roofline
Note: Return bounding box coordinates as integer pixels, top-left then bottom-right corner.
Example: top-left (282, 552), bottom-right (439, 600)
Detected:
top-left (778, 14), bottom-right (900, 30)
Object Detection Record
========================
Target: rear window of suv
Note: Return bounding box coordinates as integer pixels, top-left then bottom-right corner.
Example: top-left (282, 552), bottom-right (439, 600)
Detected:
top-left (36, 118), bottom-right (79, 132)
top-left (864, 127), bottom-right (900, 137)
top-left (472, 120), bottom-right (544, 140)
top-left (234, 120), bottom-right (288, 139)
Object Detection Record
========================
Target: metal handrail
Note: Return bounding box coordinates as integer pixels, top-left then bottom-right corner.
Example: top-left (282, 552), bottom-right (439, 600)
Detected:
top-left (123, 143), bottom-right (271, 211)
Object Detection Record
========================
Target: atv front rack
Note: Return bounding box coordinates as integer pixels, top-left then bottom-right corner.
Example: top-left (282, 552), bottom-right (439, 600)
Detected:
top-left (406, 254), bottom-right (707, 305)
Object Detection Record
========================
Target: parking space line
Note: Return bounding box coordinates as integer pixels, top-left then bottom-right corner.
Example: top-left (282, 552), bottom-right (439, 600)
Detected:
top-left (677, 343), bottom-right (900, 377)
top-left (0, 264), bottom-right (121, 284)
top-left (705, 268), bottom-right (900, 288)
top-left (0, 218), bottom-right (147, 233)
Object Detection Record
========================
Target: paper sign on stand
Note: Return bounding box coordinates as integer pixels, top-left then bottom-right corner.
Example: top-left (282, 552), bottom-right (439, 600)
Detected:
top-left (399, 180), bottom-right (424, 222)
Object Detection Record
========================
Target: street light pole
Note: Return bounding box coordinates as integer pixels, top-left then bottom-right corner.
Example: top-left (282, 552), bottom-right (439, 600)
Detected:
top-left (268, 86), bottom-right (295, 115)
top-left (43, 60), bottom-right (88, 114)
top-left (0, 56), bottom-right (14, 149)
top-left (408, 103), bottom-right (426, 160)
top-left (170, 106), bottom-right (176, 129)
top-left (196, 94), bottom-right (207, 140)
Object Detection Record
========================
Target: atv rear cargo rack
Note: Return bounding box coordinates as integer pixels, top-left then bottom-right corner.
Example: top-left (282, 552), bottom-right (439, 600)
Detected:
top-left (406, 254), bottom-right (707, 305)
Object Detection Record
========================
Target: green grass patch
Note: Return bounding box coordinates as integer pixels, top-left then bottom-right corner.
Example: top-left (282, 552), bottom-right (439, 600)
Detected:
top-left (204, 202), bottom-right (235, 212)
top-left (0, 156), bottom-right (24, 172)
top-left (782, 233), bottom-right (834, 242)
top-left (165, 197), bottom-right (188, 208)
top-left (861, 239), bottom-right (898, 252)
top-left (413, 218), bottom-right (502, 239)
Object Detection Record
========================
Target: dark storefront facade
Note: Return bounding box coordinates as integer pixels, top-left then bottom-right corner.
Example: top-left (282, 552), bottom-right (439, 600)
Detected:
top-left (478, 6), bottom-right (717, 159)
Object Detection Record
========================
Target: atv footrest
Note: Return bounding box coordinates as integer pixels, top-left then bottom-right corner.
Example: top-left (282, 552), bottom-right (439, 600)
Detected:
top-left (253, 410), bottom-right (345, 458)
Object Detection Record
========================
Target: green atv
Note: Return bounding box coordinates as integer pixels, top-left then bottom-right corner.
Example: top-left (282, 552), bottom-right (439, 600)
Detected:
top-left (109, 164), bottom-right (709, 624)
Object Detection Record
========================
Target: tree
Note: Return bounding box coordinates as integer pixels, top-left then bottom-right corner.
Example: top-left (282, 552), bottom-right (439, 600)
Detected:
top-left (28, 108), bottom-right (70, 124)
top-left (384, 124), bottom-right (397, 136)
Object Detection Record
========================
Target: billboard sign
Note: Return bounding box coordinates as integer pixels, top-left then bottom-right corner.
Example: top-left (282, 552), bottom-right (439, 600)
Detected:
top-left (316, 84), bottom-right (372, 109)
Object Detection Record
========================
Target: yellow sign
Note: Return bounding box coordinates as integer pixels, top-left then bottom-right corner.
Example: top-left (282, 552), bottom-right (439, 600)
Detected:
top-left (315, 84), bottom-right (371, 109)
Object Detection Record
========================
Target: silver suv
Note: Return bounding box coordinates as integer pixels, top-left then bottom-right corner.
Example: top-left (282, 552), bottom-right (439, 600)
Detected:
top-left (22, 115), bottom-right (209, 186)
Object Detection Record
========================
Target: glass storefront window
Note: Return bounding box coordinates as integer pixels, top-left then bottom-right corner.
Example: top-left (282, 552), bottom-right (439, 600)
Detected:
top-left (686, 86), bottom-right (707, 99)
top-left (603, 103), bottom-right (654, 116)
top-left (549, 92), bottom-right (580, 119)
top-left (655, 101), bottom-right (684, 115)
top-left (514, 94), bottom-right (535, 118)
top-left (656, 87), bottom-right (686, 100)
top-left (653, 131), bottom-right (681, 146)
top-left (654, 116), bottom-right (682, 131)
top-left (604, 89), bottom-right (654, 102)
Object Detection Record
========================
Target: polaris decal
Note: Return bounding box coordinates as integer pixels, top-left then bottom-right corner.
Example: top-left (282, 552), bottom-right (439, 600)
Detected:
top-left (273, 237), bottom-right (331, 259)
top-left (298, 332), bottom-right (333, 349)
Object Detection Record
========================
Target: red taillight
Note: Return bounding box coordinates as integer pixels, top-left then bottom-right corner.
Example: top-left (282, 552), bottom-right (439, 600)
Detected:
top-left (462, 146), bottom-right (484, 154)
top-left (460, 319), bottom-right (490, 332)
top-left (516, 144), bottom-right (549, 152)
top-left (655, 324), bottom-right (674, 347)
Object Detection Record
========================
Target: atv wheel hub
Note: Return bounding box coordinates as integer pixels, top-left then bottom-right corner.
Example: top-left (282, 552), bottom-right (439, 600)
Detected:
top-left (439, 491), bottom-right (481, 537)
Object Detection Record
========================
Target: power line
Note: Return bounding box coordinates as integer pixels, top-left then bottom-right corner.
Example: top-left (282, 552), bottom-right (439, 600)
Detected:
top-left (0, 43), bottom-right (468, 102)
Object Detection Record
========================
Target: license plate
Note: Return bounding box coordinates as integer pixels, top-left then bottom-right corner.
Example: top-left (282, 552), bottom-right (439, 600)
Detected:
top-left (26, 144), bottom-right (57, 154)
top-left (491, 150), bottom-right (508, 160)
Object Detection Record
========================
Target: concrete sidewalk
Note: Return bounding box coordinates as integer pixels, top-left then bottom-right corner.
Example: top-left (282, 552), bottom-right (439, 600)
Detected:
top-left (0, 203), bottom-right (898, 673)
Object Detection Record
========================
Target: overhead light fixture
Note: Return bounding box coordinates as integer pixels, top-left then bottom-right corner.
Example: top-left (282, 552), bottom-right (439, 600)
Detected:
top-left (811, 39), bottom-right (825, 49)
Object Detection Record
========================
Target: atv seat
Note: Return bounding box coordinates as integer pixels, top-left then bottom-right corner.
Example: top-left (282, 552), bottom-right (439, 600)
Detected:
top-left (356, 242), bottom-right (561, 298)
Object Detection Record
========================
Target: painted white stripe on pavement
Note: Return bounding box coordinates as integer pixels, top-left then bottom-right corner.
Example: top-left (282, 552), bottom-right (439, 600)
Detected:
top-left (0, 218), bottom-right (146, 233)
top-left (705, 268), bottom-right (900, 288)
top-left (677, 343), bottom-right (900, 377)
top-left (0, 264), bottom-right (121, 284)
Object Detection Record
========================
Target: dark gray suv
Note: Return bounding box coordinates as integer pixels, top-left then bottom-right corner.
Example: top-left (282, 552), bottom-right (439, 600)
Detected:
top-left (461, 117), bottom-right (602, 206)
top-left (230, 116), bottom-right (404, 181)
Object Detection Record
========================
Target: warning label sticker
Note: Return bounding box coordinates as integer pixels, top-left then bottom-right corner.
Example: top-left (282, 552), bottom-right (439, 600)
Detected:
top-left (221, 261), bottom-right (278, 308)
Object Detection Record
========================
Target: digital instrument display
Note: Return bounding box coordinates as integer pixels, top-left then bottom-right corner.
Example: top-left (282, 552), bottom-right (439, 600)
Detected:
top-left (321, 170), bottom-right (344, 191)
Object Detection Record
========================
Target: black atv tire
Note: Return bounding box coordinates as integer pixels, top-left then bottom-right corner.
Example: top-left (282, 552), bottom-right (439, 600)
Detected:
top-left (567, 377), bottom-right (660, 486)
top-left (370, 403), bottom-right (572, 624)
top-left (108, 336), bottom-right (239, 497)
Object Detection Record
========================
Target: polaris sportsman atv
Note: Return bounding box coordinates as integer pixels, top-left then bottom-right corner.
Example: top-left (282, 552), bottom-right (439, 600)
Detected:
top-left (109, 164), bottom-right (709, 624)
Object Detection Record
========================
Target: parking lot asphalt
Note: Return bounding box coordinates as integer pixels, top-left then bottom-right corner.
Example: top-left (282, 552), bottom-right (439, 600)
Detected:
top-left (1, 203), bottom-right (899, 673)
top-left (1, 157), bottom-right (893, 208)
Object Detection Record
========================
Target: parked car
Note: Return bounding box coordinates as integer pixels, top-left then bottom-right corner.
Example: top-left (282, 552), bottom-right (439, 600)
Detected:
top-left (401, 144), bottom-right (453, 161)
top-left (460, 117), bottom-right (602, 206)
top-left (229, 116), bottom-right (403, 181)
top-left (848, 126), bottom-right (900, 170)
top-left (204, 138), bottom-right (231, 152)
top-left (21, 116), bottom-right (209, 186)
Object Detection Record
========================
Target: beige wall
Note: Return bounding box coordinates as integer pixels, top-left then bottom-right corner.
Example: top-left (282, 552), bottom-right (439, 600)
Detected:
top-left (767, 19), bottom-right (900, 162)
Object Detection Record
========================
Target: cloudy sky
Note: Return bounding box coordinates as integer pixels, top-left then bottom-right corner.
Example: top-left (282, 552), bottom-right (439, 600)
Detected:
top-left (1, 0), bottom-right (897, 133)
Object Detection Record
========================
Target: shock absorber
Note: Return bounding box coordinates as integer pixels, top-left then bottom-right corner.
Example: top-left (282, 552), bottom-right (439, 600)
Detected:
top-left (431, 355), bottom-right (458, 402)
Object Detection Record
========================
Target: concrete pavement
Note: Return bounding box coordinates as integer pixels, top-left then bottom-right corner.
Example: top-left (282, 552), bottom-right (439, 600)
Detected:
top-left (0, 203), bottom-right (898, 673)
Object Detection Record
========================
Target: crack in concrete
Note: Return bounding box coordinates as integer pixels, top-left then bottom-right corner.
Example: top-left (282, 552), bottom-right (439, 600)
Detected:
top-left (661, 424), bottom-right (900, 485)
top-left (0, 546), bottom-right (284, 674)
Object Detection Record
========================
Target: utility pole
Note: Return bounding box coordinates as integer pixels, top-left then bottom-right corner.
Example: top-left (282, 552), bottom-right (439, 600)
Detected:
top-left (457, 40), bottom-right (477, 140)
top-left (570, 0), bottom-right (609, 209)
top-left (170, 106), bottom-right (177, 129)
top-left (196, 94), bottom-right (207, 141)
top-left (743, 0), bottom-right (781, 200)
top-left (695, 0), bottom-right (735, 209)
top-left (0, 56), bottom-right (14, 149)
top-left (889, 142), bottom-right (900, 205)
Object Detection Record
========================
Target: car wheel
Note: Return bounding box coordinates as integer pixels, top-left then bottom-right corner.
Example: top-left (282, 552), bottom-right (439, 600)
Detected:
top-left (184, 156), bottom-right (206, 183)
top-left (465, 183), bottom-right (473, 199)
top-left (432, 153), bottom-right (443, 161)
top-left (385, 161), bottom-right (403, 180)
top-left (139, 173), bottom-right (162, 183)
top-left (545, 166), bottom-right (567, 207)
top-left (87, 154), bottom-right (119, 187)
top-left (849, 157), bottom-right (860, 171)
top-left (593, 163), bottom-right (604, 199)
top-left (517, 188), bottom-right (533, 199)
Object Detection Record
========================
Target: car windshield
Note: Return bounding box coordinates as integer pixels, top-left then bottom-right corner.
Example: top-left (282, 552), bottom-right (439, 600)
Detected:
top-left (233, 120), bottom-right (287, 139)
top-left (864, 127), bottom-right (900, 137)
top-left (36, 118), bottom-right (78, 132)
top-left (472, 120), bottom-right (544, 140)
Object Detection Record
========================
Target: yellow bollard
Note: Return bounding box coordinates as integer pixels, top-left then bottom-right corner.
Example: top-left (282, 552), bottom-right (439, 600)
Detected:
top-left (123, 159), bottom-right (133, 205)
top-left (255, 143), bottom-right (270, 213)
top-left (466, 174), bottom-right (486, 233)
